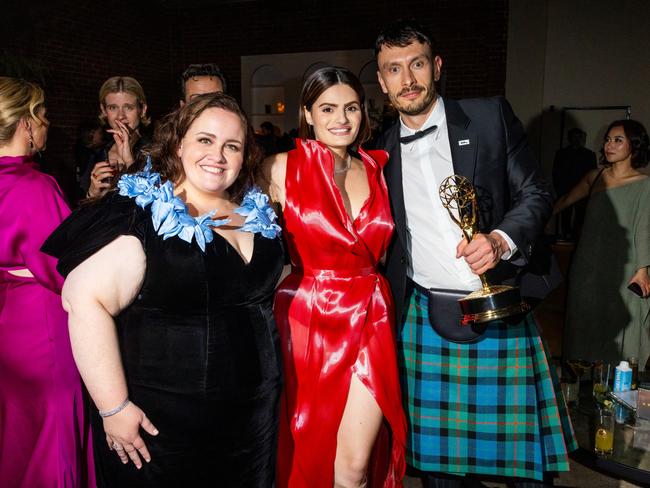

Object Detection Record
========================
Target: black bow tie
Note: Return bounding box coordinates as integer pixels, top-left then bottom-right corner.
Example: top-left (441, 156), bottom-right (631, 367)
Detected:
top-left (399, 125), bottom-right (438, 144)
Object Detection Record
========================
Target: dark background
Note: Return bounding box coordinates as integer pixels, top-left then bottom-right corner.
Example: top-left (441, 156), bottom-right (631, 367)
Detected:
top-left (1, 0), bottom-right (508, 200)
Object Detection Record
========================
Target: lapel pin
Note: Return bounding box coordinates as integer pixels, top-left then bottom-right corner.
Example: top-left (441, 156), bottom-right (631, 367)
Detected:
top-left (458, 139), bottom-right (470, 146)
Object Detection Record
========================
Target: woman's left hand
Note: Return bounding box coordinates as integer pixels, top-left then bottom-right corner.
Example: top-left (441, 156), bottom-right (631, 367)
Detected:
top-left (629, 267), bottom-right (650, 298)
top-left (107, 120), bottom-right (136, 166)
top-left (104, 401), bottom-right (159, 469)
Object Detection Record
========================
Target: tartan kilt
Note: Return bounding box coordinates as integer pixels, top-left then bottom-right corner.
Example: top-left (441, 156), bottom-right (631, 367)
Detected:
top-left (399, 287), bottom-right (577, 481)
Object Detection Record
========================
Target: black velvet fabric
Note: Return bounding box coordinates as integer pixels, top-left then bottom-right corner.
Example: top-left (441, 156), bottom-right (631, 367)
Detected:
top-left (43, 193), bottom-right (284, 487)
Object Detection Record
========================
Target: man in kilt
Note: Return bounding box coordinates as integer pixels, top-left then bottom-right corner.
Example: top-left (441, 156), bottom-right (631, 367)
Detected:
top-left (375, 20), bottom-right (576, 487)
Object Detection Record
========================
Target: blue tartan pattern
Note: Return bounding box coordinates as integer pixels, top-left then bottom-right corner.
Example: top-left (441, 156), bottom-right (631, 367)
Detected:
top-left (399, 287), bottom-right (577, 480)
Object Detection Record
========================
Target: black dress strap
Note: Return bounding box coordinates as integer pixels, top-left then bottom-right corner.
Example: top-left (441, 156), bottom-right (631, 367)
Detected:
top-left (42, 192), bottom-right (148, 277)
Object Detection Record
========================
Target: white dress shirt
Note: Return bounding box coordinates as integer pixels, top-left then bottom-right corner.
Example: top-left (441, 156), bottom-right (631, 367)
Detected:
top-left (400, 97), bottom-right (515, 290)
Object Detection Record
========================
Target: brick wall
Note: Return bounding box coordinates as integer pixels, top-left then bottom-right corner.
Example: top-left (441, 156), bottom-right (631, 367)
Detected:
top-left (169, 0), bottom-right (508, 103)
top-left (2, 0), bottom-right (507, 201)
top-left (2, 0), bottom-right (178, 199)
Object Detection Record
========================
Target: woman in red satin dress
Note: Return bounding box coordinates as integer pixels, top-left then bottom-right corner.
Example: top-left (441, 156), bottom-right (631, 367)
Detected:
top-left (264, 67), bottom-right (406, 487)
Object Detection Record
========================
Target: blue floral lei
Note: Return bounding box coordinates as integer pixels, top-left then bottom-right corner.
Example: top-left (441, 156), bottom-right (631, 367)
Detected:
top-left (117, 159), bottom-right (281, 252)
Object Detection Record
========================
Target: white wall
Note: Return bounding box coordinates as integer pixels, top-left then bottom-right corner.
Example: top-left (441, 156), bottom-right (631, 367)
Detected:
top-left (506, 0), bottom-right (650, 175)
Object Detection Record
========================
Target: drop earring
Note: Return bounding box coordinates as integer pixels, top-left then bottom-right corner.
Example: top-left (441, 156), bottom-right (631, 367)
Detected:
top-left (27, 126), bottom-right (34, 152)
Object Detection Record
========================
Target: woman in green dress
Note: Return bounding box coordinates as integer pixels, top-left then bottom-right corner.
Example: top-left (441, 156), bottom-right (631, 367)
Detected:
top-left (556, 119), bottom-right (650, 364)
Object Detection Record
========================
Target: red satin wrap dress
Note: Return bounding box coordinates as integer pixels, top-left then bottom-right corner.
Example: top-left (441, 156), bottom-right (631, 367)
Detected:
top-left (275, 139), bottom-right (406, 487)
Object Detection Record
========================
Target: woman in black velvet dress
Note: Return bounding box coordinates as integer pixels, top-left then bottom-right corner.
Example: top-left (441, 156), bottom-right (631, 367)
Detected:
top-left (43, 93), bottom-right (283, 487)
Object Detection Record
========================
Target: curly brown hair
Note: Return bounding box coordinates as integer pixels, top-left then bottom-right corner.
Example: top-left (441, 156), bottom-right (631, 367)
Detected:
top-left (144, 92), bottom-right (262, 204)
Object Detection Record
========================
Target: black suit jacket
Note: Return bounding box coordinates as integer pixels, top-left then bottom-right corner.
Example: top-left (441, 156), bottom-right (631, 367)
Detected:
top-left (379, 96), bottom-right (559, 323)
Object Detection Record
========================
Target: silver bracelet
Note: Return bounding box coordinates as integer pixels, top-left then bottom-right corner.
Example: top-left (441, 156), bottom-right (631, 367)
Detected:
top-left (98, 398), bottom-right (130, 418)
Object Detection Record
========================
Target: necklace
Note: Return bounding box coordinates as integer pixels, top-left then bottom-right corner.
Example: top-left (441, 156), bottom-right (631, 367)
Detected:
top-left (116, 159), bottom-right (281, 252)
top-left (334, 154), bottom-right (352, 175)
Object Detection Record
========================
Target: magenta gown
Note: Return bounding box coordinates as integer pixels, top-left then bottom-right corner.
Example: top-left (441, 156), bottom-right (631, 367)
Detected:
top-left (0, 155), bottom-right (94, 487)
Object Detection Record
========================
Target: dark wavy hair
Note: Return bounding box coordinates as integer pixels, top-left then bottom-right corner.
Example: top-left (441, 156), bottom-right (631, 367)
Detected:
top-left (374, 19), bottom-right (438, 57)
top-left (298, 66), bottom-right (370, 147)
top-left (600, 119), bottom-right (649, 169)
top-left (179, 63), bottom-right (227, 97)
top-left (146, 92), bottom-right (261, 203)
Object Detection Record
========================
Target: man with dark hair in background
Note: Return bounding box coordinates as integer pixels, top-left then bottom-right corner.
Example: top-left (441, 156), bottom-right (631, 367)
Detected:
top-left (374, 19), bottom-right (576, 488)
top-left (552, 128), bottom-right (597, 240)
top-left (179, 63), bottom-right (226, 105)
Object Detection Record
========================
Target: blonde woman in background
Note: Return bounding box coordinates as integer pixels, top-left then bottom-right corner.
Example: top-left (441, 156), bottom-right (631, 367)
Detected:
top-left (81, 76), bottom-right (151, 198)
top-left (0, 77), bottom-right (94, 487)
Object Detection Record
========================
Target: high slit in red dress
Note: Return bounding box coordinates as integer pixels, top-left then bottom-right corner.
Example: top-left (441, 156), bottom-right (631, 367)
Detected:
top-left (274, 139), bottom-right (406, 487)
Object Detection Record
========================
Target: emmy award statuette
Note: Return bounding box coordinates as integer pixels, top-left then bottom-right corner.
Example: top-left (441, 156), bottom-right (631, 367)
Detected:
top-left (439, 174), bottom-right (530, 324)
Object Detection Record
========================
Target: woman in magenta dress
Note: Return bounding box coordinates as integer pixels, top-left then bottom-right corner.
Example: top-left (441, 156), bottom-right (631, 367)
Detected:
top-left (0, 77), bottom-right (94, 487)
top-left (264, 67), bottom-right (406, 487)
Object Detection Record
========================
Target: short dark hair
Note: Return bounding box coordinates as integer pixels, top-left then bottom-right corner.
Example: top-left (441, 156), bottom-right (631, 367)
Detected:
top-left (374, 19), bottom-right (437, 57)
top-left (298, 66), bottom-right (370, 148)
top-left (180, 63), bottom-right (227, 97)
top-left (600, 119), bottom-right (649, 169)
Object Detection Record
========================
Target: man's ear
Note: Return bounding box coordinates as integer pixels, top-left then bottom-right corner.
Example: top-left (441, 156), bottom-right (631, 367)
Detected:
top-left (433, 56), bottom-right (443, 83)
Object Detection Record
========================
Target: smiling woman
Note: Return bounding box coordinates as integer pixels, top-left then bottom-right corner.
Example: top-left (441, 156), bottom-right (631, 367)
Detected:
top-left (43, 93), bottom-right (284, 487)
top-left (558, 120), bottom-right (650, 364)
top-left (175, 108), bottom-right (245, 206)
top-left (263, 67), bottom-right (406, 488)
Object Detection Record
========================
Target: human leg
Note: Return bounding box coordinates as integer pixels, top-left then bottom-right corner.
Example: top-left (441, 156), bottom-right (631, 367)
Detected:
top-left (509, 473), bottom-right (555, 487)
top-left (399, 288), bottom-right (574, 481)
top-left (421, 472), bottom-right (465, 488)
top-left (334, 373), bottom-right (384, 488)
top-left (559, 207), bottom-right (573, 239)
